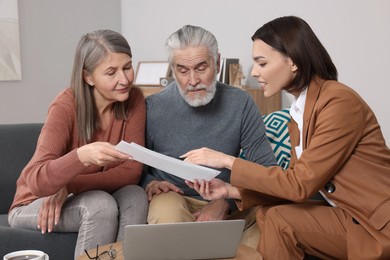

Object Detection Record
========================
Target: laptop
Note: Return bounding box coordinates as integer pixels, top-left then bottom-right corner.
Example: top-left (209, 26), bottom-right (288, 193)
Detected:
top-left (123, 219), bottom-right (245, 260)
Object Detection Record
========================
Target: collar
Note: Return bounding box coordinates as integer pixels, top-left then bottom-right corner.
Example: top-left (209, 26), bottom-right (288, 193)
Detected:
top-left (290, 88), bottom-right (307, 124)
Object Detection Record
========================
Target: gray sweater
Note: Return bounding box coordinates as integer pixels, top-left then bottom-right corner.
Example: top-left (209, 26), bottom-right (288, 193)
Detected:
top-left (141, 82), bottom-right (276, 201)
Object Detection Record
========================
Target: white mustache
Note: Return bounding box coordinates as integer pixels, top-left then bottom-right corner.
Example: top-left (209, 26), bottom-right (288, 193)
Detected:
top-left (186, 85), bottom-right (207, 91)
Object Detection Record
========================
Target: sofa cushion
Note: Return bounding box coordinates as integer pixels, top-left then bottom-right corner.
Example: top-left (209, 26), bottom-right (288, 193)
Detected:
top-left (262, 108), bottom-right (291, 170)
top-left (0, 214), bottom-right (9, 226)
top-left (0, 124), bottom-right (43, 214)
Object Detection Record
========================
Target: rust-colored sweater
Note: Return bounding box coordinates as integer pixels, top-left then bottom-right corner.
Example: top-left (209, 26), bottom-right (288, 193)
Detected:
top-left (10, 87), bottom-right (146, 212)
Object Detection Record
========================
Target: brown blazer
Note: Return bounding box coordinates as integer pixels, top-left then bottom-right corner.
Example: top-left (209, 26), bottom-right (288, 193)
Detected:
top-left (231, 77), bottom-right (390, 257)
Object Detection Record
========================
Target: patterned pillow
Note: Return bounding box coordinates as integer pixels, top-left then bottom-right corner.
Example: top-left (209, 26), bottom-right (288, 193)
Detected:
top-left (262, 108), bottom-right (291, 170)
top-left (240, 108), bottom-right (292, 170)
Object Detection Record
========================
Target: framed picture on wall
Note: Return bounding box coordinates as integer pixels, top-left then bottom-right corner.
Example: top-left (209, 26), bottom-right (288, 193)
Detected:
top-left (0, 0), bottom-right (22, 81)
top-left (134, 61), bottom-right (171, 86)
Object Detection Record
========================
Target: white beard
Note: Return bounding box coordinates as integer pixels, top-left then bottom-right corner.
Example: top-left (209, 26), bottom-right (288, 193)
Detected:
top-left (178, 79), bottom-right (217, 107)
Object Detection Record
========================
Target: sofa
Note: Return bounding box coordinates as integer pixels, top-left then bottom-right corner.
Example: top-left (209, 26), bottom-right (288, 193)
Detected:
top-left (0, 123), bottom-right (77, 260)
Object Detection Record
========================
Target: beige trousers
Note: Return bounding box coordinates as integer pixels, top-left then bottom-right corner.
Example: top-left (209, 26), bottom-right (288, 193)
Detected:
top-left (147, 191), bottom-right (259, 249)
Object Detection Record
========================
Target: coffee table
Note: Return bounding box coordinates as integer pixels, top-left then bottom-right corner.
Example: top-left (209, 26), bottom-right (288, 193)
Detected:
top-left (77, 242), bottom-right (262, 260)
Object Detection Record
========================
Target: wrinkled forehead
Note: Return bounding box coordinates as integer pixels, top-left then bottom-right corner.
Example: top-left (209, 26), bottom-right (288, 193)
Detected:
top-left (172, 45), bottom-right (213, 68)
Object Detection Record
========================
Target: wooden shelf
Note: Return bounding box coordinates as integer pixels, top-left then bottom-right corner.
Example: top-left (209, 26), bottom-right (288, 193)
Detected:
top-left (242, 86), bottom-right (281, 115)
top-left (139, 86), bottom-right (163, 97)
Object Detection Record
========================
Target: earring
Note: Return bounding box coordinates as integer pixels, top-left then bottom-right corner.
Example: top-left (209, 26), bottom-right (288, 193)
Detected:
top-left (88, 82), bottom-right (94, 86)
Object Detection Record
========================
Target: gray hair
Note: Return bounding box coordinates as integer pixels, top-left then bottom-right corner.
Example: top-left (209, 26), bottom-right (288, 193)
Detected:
top-left (165, 25), bottom-right (219, 66)
top-left (71, 29), bottom-right (132, 143)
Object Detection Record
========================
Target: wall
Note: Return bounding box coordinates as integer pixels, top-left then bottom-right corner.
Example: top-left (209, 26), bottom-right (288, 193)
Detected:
top-left (0, 0), bottom-right (121, 123)
top-left (1, 0), bottom-right (388, 143)
top-left (121, 0), bottom-right (390, 144)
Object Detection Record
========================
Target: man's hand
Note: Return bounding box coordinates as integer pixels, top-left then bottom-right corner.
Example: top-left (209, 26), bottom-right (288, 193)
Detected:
top-left (193, 198), bottom-right (230, 222)
top-left (145, 180), bottom-right (183, 201)
top-left (38, 187), bottom-right (68, 234)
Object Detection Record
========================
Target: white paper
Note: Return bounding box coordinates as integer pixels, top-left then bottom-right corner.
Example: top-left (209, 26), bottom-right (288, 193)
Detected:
top-left (115, 141), bottom-right (221, 181)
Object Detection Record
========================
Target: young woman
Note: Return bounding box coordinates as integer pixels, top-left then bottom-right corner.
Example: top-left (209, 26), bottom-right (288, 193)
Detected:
top-left (183, 16), bottom-right (390, 259)
top-left (8, 30), bottom-right (148, 259)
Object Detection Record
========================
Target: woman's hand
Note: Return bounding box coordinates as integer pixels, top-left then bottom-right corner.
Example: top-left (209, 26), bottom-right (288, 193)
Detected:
top-left (186, 178), bottom-right (235, 201)
top-left (38, 187), bottom-right (68, 234)
top-left (180, 147), bottom-right (236, 170)
top-left (77, 141), bottom-right (131, 167)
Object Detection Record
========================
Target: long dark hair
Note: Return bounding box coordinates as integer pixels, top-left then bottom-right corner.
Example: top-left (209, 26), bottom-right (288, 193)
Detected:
top-left (252, 16), bottom-right (338, 93)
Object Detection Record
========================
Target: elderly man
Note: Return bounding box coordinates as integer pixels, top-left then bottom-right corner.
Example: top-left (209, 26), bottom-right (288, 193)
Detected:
top-left (140, 25), bottom-right (275, 233)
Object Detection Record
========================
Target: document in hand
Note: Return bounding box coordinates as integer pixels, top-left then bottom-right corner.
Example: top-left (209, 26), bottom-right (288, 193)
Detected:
top-left (115, 141), bottom-right (221, 181)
